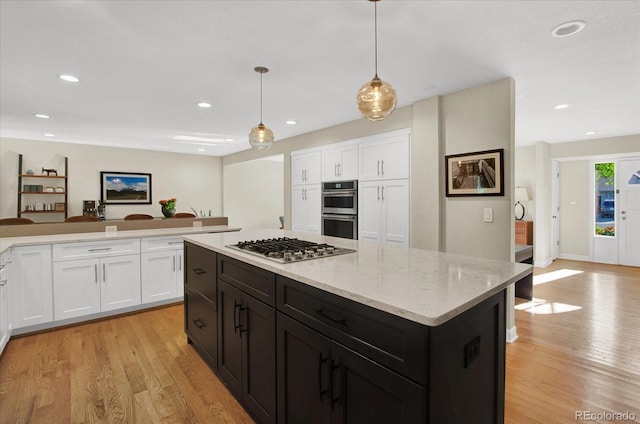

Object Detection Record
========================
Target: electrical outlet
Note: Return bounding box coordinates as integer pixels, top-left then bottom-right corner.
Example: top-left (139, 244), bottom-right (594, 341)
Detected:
top-left (105, 225), bottom-right (117, 236)
top-left (464, 336), bottom-right (481, 368)
top-left (193, 220), bottom-right (202, 228)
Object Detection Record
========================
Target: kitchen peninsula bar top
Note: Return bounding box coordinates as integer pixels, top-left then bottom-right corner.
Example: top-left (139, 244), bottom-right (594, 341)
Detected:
top-left (184, 229), bottom-right (531, 326)
top-left (0, 224), bottom-right (240, 255)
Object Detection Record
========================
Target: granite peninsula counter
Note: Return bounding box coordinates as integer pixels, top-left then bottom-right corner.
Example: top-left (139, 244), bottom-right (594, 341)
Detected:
top-left (182, 229), bottom-right (532, 424)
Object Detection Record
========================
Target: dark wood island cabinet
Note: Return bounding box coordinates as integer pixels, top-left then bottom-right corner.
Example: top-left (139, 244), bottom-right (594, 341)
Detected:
top-left (182, 233), bottom-right (529, 424)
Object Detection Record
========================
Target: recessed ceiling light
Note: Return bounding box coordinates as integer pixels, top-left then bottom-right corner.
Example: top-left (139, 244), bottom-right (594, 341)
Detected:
top-left (554, 103), bottom-right (571, 110)
top-left (174, 135), bottom-right (226, 143)
top-left (224, 138), bottom-right (233, 142)
top-left (585, 131), bottom-right (596, 135)
top-left (34, 114), bottom-right (51, 119)
top-left (43, 133), bottom-right (55, 137)
top-left (198, 148), bottom-right (206, 152)
top-left (551, 20), bottom-right (586, 38)
top-left (59, 74), bottom-right (79, 82)
top-left (286, 120), bottom-right (297, 125)
top-left (197, 102), bottom-right (212, 108)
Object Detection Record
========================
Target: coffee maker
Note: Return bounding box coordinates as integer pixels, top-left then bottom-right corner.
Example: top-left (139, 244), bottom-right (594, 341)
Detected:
top-left (83, 200), bottom-right (97, 217)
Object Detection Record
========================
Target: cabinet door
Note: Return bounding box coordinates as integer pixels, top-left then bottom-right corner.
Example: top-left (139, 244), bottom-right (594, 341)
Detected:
top-left (381, 180), bottom-right (410, 247)
top-left (100, 255), bottom-right (141, 311)
top-left (358, 142), bottom-right (382, 181)
top-left (12, 245), bottom-right (53, 328)
top-left (277, 313), bottom-right (332, 424)
top-left (292, 186), bottom-right (308, 232)
top-left (304, 151), bottom-right (322, 184)
top-left (322, 149), bottom-right (341, 182)
top-left (185, 288), bottom-right (217, 368)
top-left (339, 145), bottom-right (358, 180)
top-left (331, 342), bottom-right (425, 424)
top-left (0, 265), bottom-right (9, 354)
top-left (306, 184), bottom-right (322, 234)
top-left (217, 279), bottom-right (243, 399)
top-left (242, 294), bottom-right (277, 423)
top-left (292, 154), bottom-right (308, 185)
top-left (53, 258), bottom-right (101, 320)
top-left (381, 137), bottom-right (410, 180)
top-left (141, 251), bottom-right (178, 303)
top-left (358, 181), bottom-right (382, 243)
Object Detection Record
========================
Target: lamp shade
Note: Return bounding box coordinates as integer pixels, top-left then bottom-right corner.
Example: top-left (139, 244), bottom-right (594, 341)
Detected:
top-left (356, 76), bottom-right (397, 121)
top-left (515, 187), bottom-right (531, 202)
top-left (249, 122), bottom-right (274, 150)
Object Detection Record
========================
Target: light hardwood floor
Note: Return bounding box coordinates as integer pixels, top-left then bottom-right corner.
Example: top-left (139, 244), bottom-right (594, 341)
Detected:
top-left (0, 259), bottom-right (638, 423)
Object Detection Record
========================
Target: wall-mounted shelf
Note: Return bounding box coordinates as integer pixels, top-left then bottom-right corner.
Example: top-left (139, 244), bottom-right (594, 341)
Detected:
top-left (18, 154), bottom-right (69, 222)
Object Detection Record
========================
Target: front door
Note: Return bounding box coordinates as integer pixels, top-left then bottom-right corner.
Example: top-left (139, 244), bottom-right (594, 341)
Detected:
top-left (618, 158), bottom-right (640, 267)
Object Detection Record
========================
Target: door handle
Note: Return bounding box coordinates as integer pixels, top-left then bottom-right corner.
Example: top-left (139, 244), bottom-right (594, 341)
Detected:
top-left (172, 256), bottom-right (176, 272)
top-left (239, 306), bottom-right (248, 334)
top-left (377, 185), bottom-right (380, 200)
top-left (377, 160), bottom-right (380, 176)
top-left (381, 159), bottom-right (384, 175)
top-left (102, 263), bottom-right (106, 282)
top-left (330, 359), bottom-right (341, 411)
top-left (95, 264), bottom-right (98, 283)
top-left (233, 301), bottom-right (241, 333)
top-left (381, 185), bottom-right (384, 201)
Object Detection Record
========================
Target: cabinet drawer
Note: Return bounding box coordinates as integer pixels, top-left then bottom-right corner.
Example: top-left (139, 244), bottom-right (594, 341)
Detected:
top-left (53, 239), bottom-right (140, 261)
top-left (141, 236), bottom-right (183, 253)
top-left (185, 288), bottom-right (217, 369)
top-left (217, 254), bottom-right (275, 307)
top-left (184, 242), bottom-right (217, 304)
top-left (277, 276), bottom-right (427, 384)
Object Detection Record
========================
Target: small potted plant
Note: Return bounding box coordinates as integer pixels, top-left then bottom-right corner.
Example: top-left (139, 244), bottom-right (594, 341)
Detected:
top-left (159, 198), bottom-right (177, 218)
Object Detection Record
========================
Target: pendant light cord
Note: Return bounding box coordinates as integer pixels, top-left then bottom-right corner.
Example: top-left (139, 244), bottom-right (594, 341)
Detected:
top-left (374, 0), bottom-right (378, 78)
top-left (259, 71), bottom-right (263, 124)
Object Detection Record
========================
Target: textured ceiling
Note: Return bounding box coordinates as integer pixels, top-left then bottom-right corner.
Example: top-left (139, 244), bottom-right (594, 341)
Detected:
top-left (1, 0), bottom-right (638, 156)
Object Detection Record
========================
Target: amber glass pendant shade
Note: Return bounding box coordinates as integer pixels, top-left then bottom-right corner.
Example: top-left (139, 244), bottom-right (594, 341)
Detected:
top-left (356, 75), bottom-right (397, 121)
top-left (249, 122), bottom-right (274, 150)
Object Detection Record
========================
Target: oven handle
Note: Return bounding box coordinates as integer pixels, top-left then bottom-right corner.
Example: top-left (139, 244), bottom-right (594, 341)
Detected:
top-left (322, 214), bottom-right (356, 221)
top-left (322, 190), bottom-right (356, 197)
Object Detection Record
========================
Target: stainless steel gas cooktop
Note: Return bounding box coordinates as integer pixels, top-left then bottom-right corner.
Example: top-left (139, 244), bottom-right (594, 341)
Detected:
top-left (226, 237), bottom-right (356, 263)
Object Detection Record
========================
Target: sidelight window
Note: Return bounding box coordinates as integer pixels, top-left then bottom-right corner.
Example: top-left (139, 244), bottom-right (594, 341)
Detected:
top-left (594, 162), bottom-right (615, 237)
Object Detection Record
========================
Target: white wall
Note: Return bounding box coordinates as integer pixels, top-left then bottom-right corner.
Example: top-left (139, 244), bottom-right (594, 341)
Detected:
top-left (514, 145), bottom-right (536, 222)
top-left (223, 155), bottom-right (284, 230)
top-left (0, 137), bottom-right (223, 220)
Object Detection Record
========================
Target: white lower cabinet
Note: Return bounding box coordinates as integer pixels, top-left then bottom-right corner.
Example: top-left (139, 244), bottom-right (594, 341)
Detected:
top-left (141, 249), bottom-right (183, 303)
top-left (292, 184), bottom-right (321, 233)
top-left (359, 179), bottom-right (410, 246)
top-left (52, 240), bottom-right (142, 321)
top-left (11, 245), bottom-right (53, 329)
top-left (0, 251), bottom-right (13, 354)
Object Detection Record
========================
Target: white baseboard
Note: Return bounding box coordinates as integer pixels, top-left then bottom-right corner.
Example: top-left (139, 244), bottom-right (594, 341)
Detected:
top-left (558, 253), bottom-right (592, 262)
top-left (534, 257), bottom-right (553, 268)
top-left (506, 326), bottom-right (518, 343)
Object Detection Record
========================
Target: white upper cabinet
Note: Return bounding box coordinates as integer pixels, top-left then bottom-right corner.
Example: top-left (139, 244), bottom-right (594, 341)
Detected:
top-left (358, 132), bottom-right (410, 181)
top-left (292, 150), bottom-right (322, 185)
top-left (321, 144), bottom-right (358, 182)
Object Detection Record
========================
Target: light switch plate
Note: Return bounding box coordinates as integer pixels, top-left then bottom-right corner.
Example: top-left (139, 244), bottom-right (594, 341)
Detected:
top-left (483, 208), bottom-right (493, 223)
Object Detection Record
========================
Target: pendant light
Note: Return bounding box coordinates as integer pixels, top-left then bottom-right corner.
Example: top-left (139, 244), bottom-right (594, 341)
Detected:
top-left (356, 0), bottom-right (396, 121)
top-left (249, 66), bottom-right (274, 150)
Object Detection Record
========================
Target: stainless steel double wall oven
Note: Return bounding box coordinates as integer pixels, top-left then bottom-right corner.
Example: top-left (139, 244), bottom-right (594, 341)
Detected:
top-left (321, 180), bottom-right (358, 240)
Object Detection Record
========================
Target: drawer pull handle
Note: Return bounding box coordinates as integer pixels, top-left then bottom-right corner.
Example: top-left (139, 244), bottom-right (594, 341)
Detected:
top-left (193, 319), bottom-right (206, 329)
top-left (168, 241), bottom-right (183, 245)
top-left (315, 308), bottom-right (347, 326)
top-left (88, 248), bottom-right (112, 252)
top-left (193, 268), bottom-right (206, 275)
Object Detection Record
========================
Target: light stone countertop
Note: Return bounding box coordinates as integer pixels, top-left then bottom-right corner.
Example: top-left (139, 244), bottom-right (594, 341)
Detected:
top-left (0, 225), bottom-right (241, 255)
top-left (183, 229), bottom-right (533, 327)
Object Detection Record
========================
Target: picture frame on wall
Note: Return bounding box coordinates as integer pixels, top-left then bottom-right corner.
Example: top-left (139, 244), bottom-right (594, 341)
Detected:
top-left (100, 171), bottom-right (152, 204)
top-left (445, 149), bottom-right (504, 197)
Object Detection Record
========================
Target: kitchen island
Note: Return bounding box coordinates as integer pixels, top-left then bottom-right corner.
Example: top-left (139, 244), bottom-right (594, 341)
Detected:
top-left (183, 229), bottom-right (531, 424)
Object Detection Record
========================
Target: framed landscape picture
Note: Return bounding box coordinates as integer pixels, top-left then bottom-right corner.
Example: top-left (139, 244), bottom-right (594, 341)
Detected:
top-left (100, 171), bottom-right (152, 204)
top-left (445, 149), bottom-right (504, 196)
